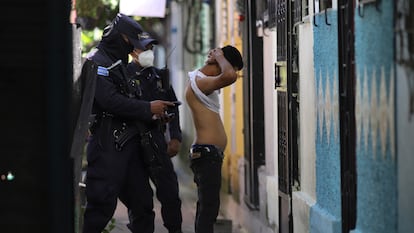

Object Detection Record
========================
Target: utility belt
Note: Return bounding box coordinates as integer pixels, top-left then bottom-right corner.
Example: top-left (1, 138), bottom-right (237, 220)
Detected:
top-left (90, 112), bottom-right (139, 151)
top-left (189, 144), bottom-right (224, 160)
top-left (89, 112), bottom-right (163, 173)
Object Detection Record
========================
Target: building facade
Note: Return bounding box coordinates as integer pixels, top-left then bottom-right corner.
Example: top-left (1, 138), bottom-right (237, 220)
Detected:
top-left (167, 0), bottom-right (413, 232)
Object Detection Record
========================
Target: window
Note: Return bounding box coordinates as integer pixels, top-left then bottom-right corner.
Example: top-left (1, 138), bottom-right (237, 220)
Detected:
top-left (315, 0), bottom-right (332, 13)
top-left (276, 0), bottom-right (287, 61)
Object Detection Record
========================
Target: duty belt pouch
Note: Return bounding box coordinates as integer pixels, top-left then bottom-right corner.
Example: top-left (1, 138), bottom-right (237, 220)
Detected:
top-left (140, 130), bottom-right (163, 170)
top-left (88, 114), bottom-right (97, 134)
top-left (114, 126), bottom-right (139, 151)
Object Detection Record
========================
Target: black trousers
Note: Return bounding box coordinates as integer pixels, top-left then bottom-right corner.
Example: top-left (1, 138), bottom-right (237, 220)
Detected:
top-left (82, 129), bottom-right (154, 233)
top-left (189, 144), bottom-right (224, 233)
top-left (151, 132), bottom-right (182, 232)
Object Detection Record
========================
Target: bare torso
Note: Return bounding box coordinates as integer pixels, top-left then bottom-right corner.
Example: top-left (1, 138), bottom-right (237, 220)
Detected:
top-left (185, 83), bottom-right (227, 151)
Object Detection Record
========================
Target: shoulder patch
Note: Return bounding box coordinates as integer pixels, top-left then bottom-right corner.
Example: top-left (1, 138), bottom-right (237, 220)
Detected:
top-left (97, 66), bottom-right (109, 76)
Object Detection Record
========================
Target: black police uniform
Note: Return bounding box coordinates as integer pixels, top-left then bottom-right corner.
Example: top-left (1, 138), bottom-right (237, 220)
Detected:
top-left (81, 15), bottom-right (155, 233)
top-left (127, 62), bottom-right (183, 233)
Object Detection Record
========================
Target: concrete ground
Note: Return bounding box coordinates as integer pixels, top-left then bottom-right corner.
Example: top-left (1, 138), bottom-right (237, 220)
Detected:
top-left (110, 156), bottom-right (197, 233)
top-left (110, 156), bottom-right (239, 233)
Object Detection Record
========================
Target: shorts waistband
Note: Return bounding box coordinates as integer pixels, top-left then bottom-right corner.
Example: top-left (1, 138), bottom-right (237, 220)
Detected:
top-left (189, 144), bottom-right (224, 160)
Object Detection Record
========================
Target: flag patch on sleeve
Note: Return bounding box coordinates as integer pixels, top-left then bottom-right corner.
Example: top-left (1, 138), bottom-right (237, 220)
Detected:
top-left (97, 66), bottom-right (109, 76)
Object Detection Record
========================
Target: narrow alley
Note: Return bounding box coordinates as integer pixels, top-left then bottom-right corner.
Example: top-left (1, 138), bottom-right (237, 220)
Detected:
top-left (2, 1), bottom-right (414, 233)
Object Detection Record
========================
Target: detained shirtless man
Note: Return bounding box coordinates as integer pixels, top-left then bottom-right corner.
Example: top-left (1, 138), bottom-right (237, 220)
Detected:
top-left (185, 45), bottom-right (243, 233)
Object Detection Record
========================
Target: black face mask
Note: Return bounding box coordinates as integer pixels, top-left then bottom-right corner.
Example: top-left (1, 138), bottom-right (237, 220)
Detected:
top-left (119, 35), bottom-right (134, 57)
top-left (97, 30), bottom-right (133, 64)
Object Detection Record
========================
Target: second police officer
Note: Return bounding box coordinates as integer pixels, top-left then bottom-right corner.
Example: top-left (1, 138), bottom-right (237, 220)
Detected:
top-left (127, 34), bottom-right (184, 233)
top-left (81, 13), bottom-right (174, 233)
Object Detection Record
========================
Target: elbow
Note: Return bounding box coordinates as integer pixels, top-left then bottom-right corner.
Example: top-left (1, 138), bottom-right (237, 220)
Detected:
top-left (223, 70), bottom-right (237, 83)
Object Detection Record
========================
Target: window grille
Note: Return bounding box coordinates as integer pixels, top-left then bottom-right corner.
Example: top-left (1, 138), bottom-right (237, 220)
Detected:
top-left (293, 0), bottom-right (302, 24)
top-left (302, 0), bottom-right (309, 17)
top-left (278, 90), bottom-right (289, 194)
top-left (268, 0), bottom-right (277, 28)
top-left (277, 0), bottom-right (287, 61)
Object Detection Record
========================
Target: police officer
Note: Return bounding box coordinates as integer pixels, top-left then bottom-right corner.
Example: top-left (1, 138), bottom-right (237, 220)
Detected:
top-left (81, 13), bottom-right (174, 233)
top-left (127, 39), bottom-right (183, 233)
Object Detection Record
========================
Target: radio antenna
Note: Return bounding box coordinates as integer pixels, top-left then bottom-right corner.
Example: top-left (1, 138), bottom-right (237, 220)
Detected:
top-left (165, 46), bottom-right (176, 68)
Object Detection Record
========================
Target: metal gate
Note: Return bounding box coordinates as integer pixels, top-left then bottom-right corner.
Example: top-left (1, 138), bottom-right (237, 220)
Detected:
top-left (243, 0), bottom-right (265, 210)
top-left (338, 0), bottom-right (357, 231)
top-left (276, 0), bottom-right (302, 231)
top-left (277, 90), bottom-right (291, 233)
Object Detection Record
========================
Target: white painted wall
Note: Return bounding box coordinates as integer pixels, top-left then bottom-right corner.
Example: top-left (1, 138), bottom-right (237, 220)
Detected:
top-left (168, 1), bottom-right (195, 143)
top-left (261, 27), bottom-right (279, 229)
top-left (292, 17), bottom-right (316, 233)
top-left (298, 18), bottom-right (317, 202)
top-left (397, 65), bottom-right (414, 233)
top-left (262, 28), bottom-right (278, 177)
